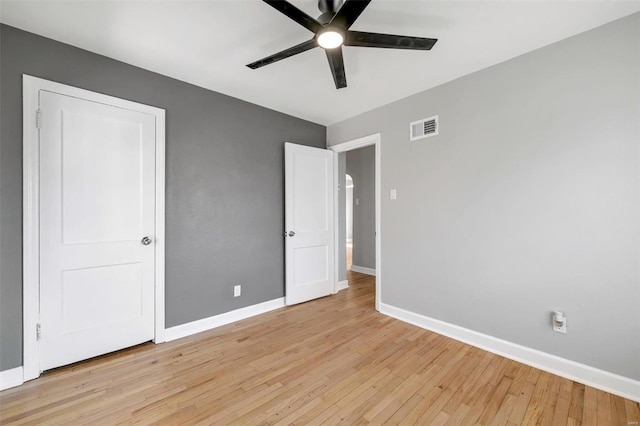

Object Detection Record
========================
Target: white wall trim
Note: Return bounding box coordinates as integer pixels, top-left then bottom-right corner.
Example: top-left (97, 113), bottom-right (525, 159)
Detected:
top-left (350, 265), bottom-right (376, 276)
top-left (380, 303), bottom-right (640, 403)
top-left (330, 134), bottom-right (378, 152)
top-left (333, 151), bottom-right (340, 295)
top-left (22, 75), bottom-right (166, 381)
top-left (22, 75), bottom-right (40, 381)
top-left (329, 133), bottom-right (381, 311)
top-left (154, 105), bottom-right (167, 344)
top-left (0, 367), bottom-right (24, 391)
top-left (165, 298), bottom-right (285, 342)
top-left (337, 280), bottom-right (349, 291)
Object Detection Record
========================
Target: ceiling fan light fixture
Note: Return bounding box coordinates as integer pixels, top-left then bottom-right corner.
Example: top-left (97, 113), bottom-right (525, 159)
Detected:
top-left (247, 0), bottom-right (438, 89)
top-left (317, 29), bottom-right (344, 49)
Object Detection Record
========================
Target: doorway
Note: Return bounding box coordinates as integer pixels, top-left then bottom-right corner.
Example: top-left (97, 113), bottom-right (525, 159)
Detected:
top-left (330, 134), bottom-right (381, 311)
top-left (345, 147), bottom-right (376, 277)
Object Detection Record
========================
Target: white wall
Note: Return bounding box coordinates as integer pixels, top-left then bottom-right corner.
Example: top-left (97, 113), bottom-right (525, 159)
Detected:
top-left (328, 14), bottom-right (640, 380)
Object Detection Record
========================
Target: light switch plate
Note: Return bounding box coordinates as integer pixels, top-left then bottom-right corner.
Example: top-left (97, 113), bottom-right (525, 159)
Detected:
top-left (390, 189), bottom-right (397, 200)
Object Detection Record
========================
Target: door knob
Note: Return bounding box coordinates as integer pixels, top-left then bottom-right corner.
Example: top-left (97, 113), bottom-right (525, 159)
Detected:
top-left (141, 236), bottom-right (152, 245)
top-left (288, 231), bottom-right (295, 237)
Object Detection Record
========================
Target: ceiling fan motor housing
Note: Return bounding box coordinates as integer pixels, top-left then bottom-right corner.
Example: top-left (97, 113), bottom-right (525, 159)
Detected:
top-left (318, 12), bottom-right (334, 25)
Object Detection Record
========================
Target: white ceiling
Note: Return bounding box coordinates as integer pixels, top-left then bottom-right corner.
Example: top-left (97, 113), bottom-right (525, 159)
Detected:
top-left (1, 0), bottom-right (639, 125)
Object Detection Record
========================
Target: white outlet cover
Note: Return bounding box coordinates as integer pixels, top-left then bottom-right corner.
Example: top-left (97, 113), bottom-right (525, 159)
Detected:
top-left (552, 313), bottom-right (567, 334)
top-left (390, 189), bottom-right (397, 200)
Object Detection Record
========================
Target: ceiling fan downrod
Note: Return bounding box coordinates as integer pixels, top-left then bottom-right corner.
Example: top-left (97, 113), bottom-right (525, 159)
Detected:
top-left (317, 0), bottom-right (342, 23)
top-left (318, 0), bottom-right (342, 14)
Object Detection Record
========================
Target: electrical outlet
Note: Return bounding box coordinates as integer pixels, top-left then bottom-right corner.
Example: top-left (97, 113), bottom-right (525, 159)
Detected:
top-left (553, 322), bottom-right (567, 334)
top-left (234, 285), bottom-right (241, 297)
top-left (552, 311), bottom-right (567, 334)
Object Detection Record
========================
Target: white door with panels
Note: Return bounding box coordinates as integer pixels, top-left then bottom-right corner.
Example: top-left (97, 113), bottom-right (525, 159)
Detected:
top-left (284, 142), bottom-right (335, 305)
top-left (38, 89), bottom-right (158, 371)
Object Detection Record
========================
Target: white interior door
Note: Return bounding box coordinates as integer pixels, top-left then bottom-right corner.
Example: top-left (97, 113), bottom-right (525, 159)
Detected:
top-left (285, 142), bottom-right (335, 305)
top-left (39, 90), bottom-right (156, 371)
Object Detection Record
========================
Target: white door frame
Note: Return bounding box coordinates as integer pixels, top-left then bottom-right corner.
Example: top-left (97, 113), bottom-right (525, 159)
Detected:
top-left (22, 75), bottom-right (166, 381)
top-left (329, 133), bottom-right (381, 311)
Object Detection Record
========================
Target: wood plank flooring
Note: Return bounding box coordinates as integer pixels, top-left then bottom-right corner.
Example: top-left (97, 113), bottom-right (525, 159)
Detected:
top-left (1, 270), bottom-right (638, 425)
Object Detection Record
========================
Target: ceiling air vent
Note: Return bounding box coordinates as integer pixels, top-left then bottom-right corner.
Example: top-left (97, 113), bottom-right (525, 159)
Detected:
top-left (410, 115), bottom-right (439, 141)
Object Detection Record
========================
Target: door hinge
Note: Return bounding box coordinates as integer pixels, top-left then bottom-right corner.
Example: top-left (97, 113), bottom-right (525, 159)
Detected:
top-left (36, 109), bottom-right (42, 129)
top-left (36, 323), bottom-right (41, 341)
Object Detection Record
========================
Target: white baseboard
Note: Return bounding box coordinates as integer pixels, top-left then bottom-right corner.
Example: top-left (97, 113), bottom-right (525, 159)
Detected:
top-left (380, 303), bottom-right (640, 403)
top-left (350, 265), bottom-right (376, 276)
top-left (337, 280), bottom-right (349, 291)
top-left (0, 367), bottom-right (24, 391)
top-left (165, 298), bottom-right (285, 342)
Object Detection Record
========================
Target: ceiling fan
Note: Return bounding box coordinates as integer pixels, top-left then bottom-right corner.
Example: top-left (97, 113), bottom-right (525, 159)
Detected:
top-left (247, 0), bottom-right (438, 89)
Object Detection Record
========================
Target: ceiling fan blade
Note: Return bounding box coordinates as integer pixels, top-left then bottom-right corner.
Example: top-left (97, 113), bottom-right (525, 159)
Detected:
top-left (330, 0), bottom-right (372, 29)
top-left (263, 0), bottom-right (323, 34)
top-left (247, 39), bottom-right (318, 69)
top-left (325, 47), bottom-right (347, 89)
top-left (345, 31), bottom-right (438, 50)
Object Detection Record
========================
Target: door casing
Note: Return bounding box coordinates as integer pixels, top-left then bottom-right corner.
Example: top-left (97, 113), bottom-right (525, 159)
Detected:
top-left (329, 134), bottom-right (381, 311)
top-left (22, 75), bottom-right (166, 381)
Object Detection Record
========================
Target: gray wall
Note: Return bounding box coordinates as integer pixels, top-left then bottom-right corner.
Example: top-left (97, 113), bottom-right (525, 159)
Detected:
top-left (0, 25), bottom-right (325, 372)
top-left (328, 14), bottom-right (640, 380)
top-left (346, 146), bottom-right (376, 270)
top-left (337, 153), bottom-right (347, 282)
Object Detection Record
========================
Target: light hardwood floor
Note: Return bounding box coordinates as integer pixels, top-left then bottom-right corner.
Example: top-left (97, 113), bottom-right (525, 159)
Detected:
top-left (1, 270), bottom-right (638, 425)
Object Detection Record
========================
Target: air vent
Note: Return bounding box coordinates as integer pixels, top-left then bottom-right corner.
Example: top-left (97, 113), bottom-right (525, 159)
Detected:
top-left (410, 115), bottom-right (439, 141)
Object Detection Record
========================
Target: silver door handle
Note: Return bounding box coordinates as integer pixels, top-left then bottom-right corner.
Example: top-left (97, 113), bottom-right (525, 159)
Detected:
top-left (288, 231), bottom-right (295, 237)
top-left (141, 236), bottom-right (152, 245)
